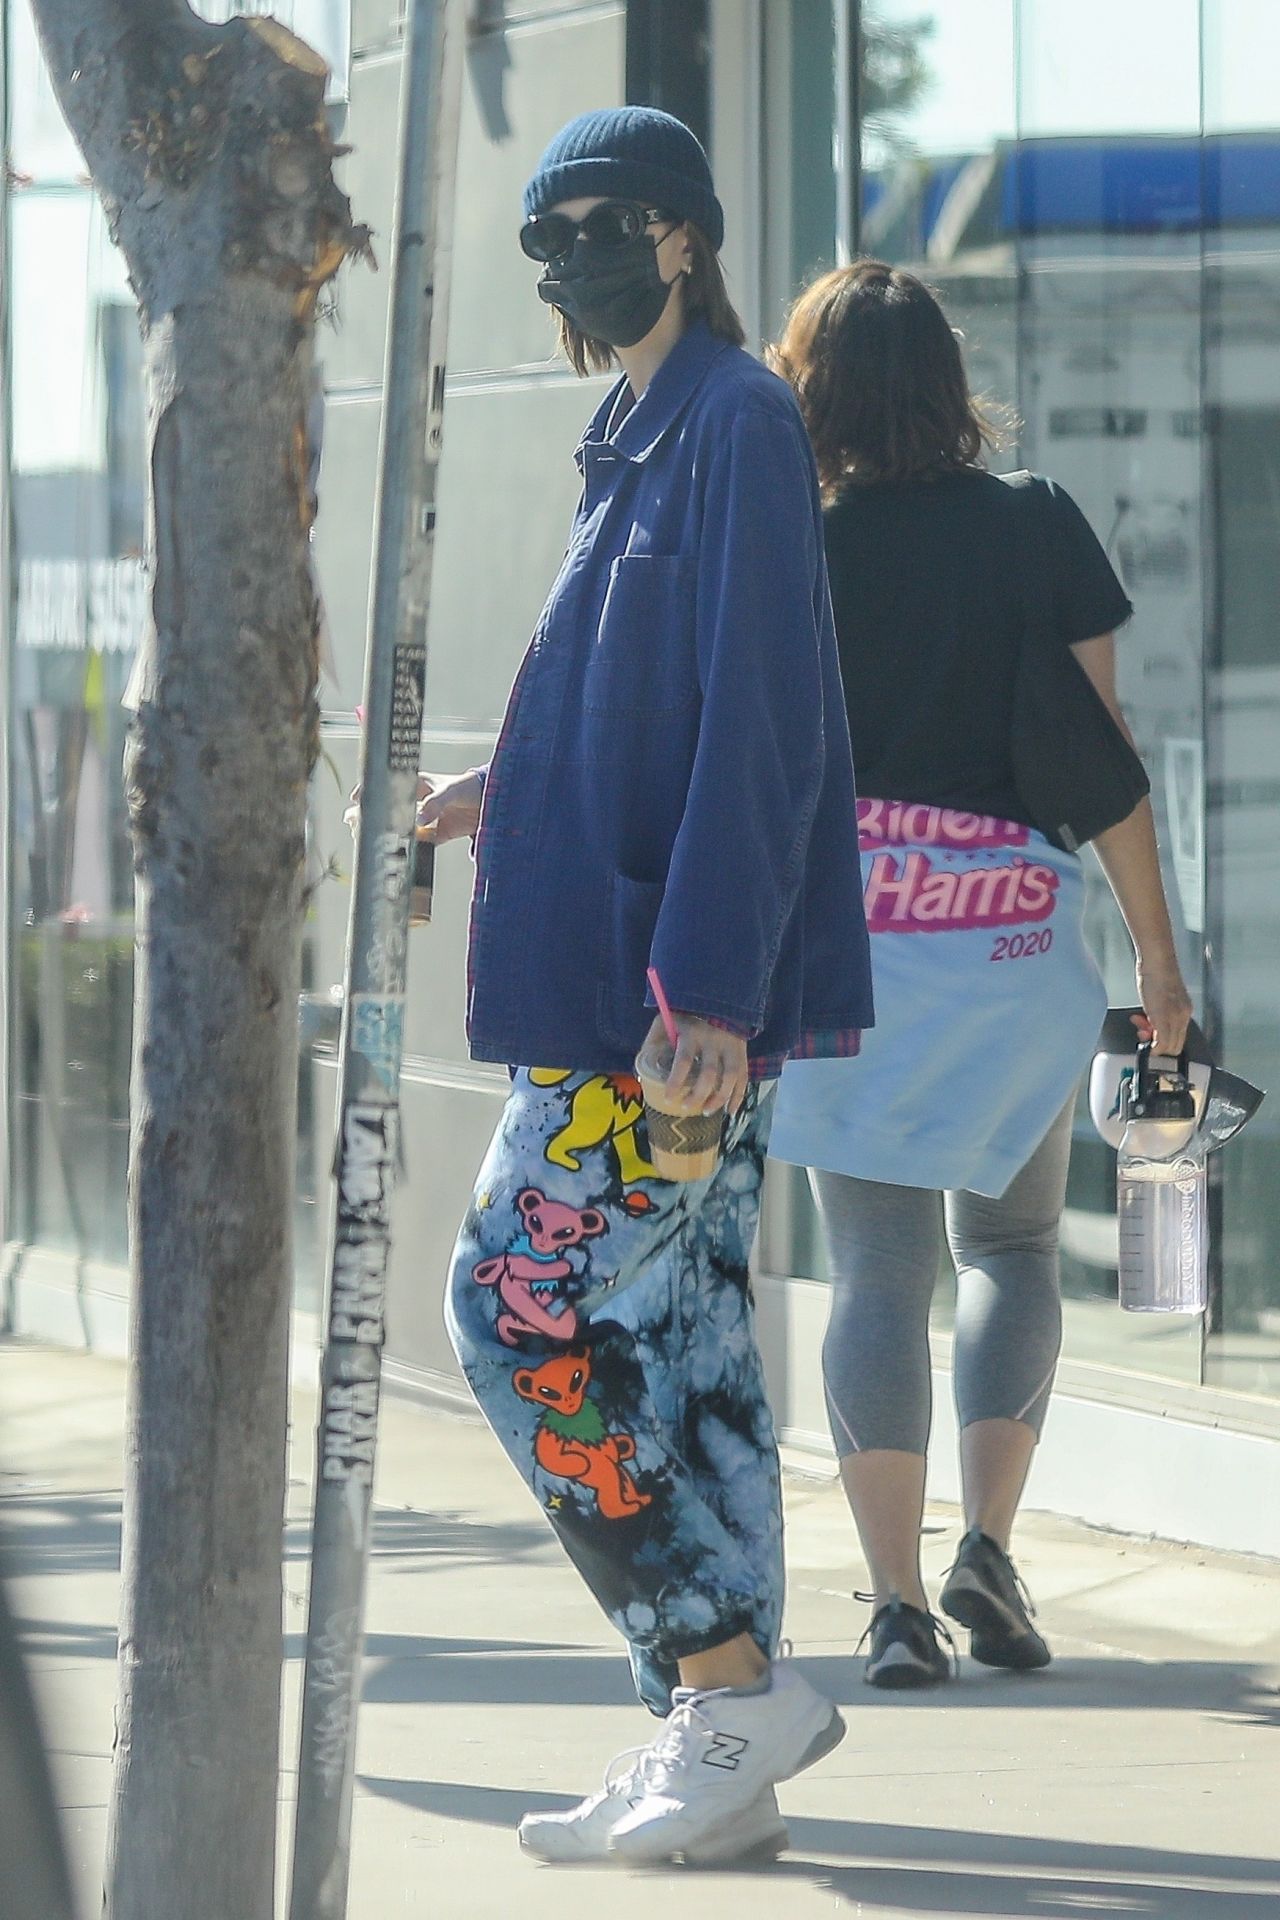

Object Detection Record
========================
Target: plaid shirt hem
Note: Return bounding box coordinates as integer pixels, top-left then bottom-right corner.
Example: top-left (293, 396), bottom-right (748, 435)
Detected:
top-left (701, 1016), bottom-right (863, 1082)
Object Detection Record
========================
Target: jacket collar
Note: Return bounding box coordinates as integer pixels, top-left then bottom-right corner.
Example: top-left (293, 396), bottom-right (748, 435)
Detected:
top-left (575, 320), bottom-right (731, 472)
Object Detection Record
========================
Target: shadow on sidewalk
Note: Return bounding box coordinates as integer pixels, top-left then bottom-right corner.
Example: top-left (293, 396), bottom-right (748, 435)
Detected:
top-left (284, 1505), bottom-right (557, 1568)
top-left (2, 1489), bottom-right (555, 1582)
top-left (0, 1492), bottom-right (121, 1578)
top-left (358, 1778), bottom-right (1280, 1915)
top-left (347, 1640), bottom-right (1280, 1725)
top-left (796, 1652), bottom-right (1280, 1728)
top-left (359, 1641), bottom-right (640, 1707)
top-left (7, 1487), bottom-right (1279, 1733)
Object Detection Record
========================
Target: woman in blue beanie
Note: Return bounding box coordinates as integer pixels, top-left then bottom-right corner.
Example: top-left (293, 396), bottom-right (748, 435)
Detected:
top-left (420, 107), bottom-right (872, 1867)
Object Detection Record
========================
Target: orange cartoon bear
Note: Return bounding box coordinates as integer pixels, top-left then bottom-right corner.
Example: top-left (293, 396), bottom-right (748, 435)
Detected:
top-left (512, 1347), bottom-right (652, 1522)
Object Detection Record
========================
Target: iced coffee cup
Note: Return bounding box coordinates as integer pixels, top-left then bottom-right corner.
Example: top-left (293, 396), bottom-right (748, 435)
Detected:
top-left (635, 1047), bottom-right (726, 1183)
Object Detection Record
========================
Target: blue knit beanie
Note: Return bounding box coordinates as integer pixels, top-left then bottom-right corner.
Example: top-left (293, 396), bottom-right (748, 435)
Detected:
top-left (523, 107), bottom-right (725, 252)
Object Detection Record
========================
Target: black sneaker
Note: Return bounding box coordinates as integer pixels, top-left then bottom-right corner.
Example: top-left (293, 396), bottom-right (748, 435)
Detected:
top-left (855, 1595), bottom-right (956, 1690)
top-left (939, 1528), bottom-right (1051, 1671)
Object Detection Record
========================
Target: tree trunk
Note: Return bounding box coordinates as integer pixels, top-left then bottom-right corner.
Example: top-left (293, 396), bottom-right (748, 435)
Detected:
top-left (27, 5), bottom-right (368, 1914)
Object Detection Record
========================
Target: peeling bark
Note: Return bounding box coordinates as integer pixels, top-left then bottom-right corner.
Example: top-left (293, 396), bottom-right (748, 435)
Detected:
top-left (26, 4), bottom-right (369, 1914)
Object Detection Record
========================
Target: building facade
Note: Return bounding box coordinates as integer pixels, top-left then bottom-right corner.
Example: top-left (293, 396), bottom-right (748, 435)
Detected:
top-left (4, 0), bottom-right (1280, 1551)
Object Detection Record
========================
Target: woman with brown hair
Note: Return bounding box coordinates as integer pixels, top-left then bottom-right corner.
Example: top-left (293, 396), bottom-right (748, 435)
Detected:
top-left (769, 261), bottom-right (1192, 1688)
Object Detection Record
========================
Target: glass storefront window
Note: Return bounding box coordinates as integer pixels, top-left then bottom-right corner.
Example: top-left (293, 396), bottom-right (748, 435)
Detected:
top-left (4, 0), bottom-right (325, 1290)
top-left (628, 0), bottom-right (711, 146)
top-left (5, 0), bottom-right (1278, 1407)
top-left (761, 0), bottom-right (840, 334)
top-left (1016, 0), bottom-right (1206, 1382)
top-left (1202, 0), bottom-right (1280, 1396)
top-left (6, 2), bottom-right (142, 1271)
top-left (758, 0), bottom-right (1279, 1400)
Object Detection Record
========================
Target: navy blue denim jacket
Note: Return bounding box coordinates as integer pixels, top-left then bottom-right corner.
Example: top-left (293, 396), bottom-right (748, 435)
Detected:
top-left (466, 321), bottom-right (873, 1074)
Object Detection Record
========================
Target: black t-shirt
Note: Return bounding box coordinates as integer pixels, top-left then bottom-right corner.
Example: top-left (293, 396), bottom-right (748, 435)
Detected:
top-left (823, 469), bottom-right (1133, 824)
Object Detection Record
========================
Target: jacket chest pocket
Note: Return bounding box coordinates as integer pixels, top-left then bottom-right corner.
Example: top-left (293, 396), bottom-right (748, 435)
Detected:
top-left (584, 555), bottom-right (699, 717)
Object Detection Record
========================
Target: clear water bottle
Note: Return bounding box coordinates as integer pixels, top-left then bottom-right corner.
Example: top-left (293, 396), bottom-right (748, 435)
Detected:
top-left (1115, 1046), bottom-right (1207, 1314)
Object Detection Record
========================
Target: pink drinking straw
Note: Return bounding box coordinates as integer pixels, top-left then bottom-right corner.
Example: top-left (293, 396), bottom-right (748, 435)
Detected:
top-left (647, 967), bottom-right (680, 1054)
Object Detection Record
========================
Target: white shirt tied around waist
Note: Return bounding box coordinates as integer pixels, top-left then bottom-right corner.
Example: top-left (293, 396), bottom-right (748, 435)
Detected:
top-left (769, 798), bottom-right (1107, 1198)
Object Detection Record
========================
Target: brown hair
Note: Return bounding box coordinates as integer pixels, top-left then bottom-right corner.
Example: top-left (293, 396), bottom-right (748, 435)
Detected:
top-left (556, 221), bottom-right (746, 376)
top-left (770, 259), bottom-right (1006, 495)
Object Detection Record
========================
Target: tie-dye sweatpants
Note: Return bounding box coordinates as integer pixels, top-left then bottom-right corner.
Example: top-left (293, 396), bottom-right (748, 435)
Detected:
top-left (445, 1068), bottom-right (782, 1715)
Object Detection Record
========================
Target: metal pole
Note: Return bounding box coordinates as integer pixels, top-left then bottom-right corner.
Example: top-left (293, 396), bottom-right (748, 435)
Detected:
top-left (288, 0), bottom-right (464, 1912)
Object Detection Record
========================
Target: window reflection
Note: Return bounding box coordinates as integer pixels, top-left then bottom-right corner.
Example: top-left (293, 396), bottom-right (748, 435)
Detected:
top-left (762, 0), bottom-right (840, 332)
top-left (5, 0), bottom-right (323, 1284)
top-left (1016, 0), bottom-right (1201, 139)
top-left (762, 1), bottom-right (1280, 1396)
top-left (1202, 0), bottom-right (1280, 1393)
top-left (861, 0), bottom-right (1209, 1380)
top-left (7, 145), bottom-right (141, 1266)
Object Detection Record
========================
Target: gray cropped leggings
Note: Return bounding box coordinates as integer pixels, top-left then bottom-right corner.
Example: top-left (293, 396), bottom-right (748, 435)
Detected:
top-left (812, 1100), bottom-right (1075, 1458)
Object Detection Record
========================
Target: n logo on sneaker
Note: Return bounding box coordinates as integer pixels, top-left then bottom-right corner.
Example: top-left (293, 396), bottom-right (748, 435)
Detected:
top-left (702, 1732), bottom-right (749, 1771)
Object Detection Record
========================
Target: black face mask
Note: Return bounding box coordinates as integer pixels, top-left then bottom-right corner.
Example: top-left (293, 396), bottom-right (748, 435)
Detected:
top-left (537, 233), bottom-right (674, 349)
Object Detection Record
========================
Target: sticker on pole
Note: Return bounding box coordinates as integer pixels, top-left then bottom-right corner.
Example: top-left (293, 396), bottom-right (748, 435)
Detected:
top-left (389, 640), bottom-right (426, 772)
top-left (350, 992), bottom-right (405, 1100)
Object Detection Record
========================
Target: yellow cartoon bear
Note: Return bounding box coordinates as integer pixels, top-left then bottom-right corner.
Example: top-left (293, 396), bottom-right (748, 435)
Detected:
top-left (529, 1070), bottom-right (657, 1185)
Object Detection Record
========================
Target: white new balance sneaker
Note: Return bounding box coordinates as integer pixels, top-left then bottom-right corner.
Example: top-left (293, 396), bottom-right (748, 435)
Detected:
top-left (607, 1660), bottom-right (844, 1865)
top-left (518, 1746), bottom-right (788, 1866)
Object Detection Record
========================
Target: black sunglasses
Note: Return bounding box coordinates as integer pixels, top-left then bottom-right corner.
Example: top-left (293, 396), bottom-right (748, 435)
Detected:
top-left (519, 200), bottom-right (676, 264)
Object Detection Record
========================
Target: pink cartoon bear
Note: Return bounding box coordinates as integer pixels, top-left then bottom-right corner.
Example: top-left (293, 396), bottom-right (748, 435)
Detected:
top-left (472, 1188), bottom-right (609, 1347)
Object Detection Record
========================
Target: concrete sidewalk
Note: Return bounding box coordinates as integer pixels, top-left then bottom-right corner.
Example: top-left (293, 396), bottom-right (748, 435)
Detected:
top-left (2, 1338), bottom-right (1279, 1919)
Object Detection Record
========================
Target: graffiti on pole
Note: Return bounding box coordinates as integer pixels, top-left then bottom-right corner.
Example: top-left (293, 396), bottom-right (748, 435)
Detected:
top-left (336, 1104), bottom-right (398, 1225)
top-left (308, 1608), bottom-right (359, 1792)
top-left (357, 642), bottom-right (428, 984)
top-left (365, 829), bottom-right (413, 988)
top-left (324, 1099), bottom-right (396, 1491)
top-left (324, 1110), bottom-right (386, 1489)
top-left (328, 1236), bottom-right (388, 1351)
top-left (320, 1376), bottom-right (380, 1487)
top-left (389, 641), bottom-right (426, 772)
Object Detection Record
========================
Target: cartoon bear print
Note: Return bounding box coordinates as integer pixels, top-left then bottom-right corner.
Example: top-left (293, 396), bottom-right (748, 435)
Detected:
top-left (529, 1069), bottom-right (658, 1187)
top-left (472, 1188), bottom-right (608, 1347)
top-left (512, 1347), bottom-right (652, 1521)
